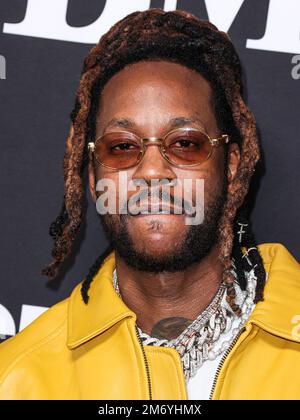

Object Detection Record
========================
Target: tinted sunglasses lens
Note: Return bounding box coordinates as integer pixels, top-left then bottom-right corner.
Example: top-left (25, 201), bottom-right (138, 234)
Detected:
top-left (164, 130), bottom-right (211, 165)
top-left (95, 132), bottom-right (142, 169)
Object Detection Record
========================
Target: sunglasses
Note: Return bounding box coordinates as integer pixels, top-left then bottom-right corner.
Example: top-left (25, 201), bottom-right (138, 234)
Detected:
top-left (88, 127), bottom-right (230, 170)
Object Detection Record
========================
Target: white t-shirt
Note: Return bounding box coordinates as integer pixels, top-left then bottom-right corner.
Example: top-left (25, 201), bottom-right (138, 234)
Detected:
top-left (186, 271), bottom-right (264, 399)
top-left (185, 270), bottom-right (268, 399)
top-left (186, 311), bottom-right (252, 399)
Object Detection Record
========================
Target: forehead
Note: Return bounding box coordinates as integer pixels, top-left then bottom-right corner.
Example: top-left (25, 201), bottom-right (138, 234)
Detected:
top-left (96, 60), bottom-right (218, 135)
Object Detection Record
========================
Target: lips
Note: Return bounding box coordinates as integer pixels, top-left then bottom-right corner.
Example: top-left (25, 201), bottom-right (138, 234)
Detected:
top-left (128, 201), bottom-right (185, 216)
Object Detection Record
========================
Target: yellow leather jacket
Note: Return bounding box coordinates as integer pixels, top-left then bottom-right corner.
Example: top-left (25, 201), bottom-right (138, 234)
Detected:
top-left (0, 243), bottom-right (299, 400)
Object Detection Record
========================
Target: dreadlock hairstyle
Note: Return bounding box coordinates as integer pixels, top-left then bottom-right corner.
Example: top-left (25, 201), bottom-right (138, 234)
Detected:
top-left (41, 8), bottom-right (266, 313)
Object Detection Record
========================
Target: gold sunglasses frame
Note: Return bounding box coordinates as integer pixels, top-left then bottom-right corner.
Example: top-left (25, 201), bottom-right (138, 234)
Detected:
top-left (88, 127), bottom-right (230, 170)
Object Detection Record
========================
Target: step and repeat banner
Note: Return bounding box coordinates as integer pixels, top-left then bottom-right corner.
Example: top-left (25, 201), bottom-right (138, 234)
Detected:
top-left (0, 0), bottom-right (299, 340)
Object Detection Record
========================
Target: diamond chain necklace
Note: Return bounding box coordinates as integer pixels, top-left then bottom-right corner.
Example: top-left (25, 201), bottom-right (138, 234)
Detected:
top-left (112, 263), bottom-right (256, 382)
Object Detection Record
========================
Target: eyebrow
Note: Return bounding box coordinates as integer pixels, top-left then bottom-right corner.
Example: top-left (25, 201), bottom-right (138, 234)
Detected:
top-left (103, 116), bottom-right (207, 134)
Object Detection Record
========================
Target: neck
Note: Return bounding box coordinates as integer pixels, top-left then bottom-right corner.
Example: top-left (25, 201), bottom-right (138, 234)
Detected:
top-left (114, 243), bottom-right (224, 340)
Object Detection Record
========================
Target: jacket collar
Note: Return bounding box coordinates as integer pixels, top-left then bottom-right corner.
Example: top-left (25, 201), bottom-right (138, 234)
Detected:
top-left (67, 250), bottom-right (135, 349)
top-left (247, 243), bottom-right (300, 342)
top-left (67, 243), bottom-right (300, 349)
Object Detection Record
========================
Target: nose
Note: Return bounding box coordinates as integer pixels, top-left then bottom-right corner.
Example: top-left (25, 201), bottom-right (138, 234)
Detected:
top-left (131, 139), bottom-right (177, 184)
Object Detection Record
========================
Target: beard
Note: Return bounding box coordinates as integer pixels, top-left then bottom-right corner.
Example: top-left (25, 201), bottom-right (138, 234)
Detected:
top-left (99, 172), bottom-right (228, 273)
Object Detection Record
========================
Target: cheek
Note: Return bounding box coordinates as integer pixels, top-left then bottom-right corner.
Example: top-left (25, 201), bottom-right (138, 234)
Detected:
top-left (95, 169), bottom-right (136, 212)
top-left (178, 156), bottom-right (225, 206)
top-left (205, 151), bottom-right (226, 194)
top-left (94, 168), bottom-right (119, 207)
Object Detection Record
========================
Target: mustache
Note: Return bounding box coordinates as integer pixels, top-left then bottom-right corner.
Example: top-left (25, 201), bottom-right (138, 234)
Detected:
top-left (120, 188), bottom-right (196, 215)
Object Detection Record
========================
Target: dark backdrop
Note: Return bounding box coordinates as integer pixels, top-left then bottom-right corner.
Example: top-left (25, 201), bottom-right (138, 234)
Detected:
top-left (0, 0), bottom-right (299, 339)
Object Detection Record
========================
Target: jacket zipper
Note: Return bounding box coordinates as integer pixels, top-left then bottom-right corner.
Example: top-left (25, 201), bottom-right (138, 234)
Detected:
top-left (135, 324), bottom-right (153, 400)
top-left (209, 325), bottom-right (247, 400)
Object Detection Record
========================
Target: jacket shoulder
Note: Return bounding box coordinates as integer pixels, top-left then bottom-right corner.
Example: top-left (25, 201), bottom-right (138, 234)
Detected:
top-left (0, 297), bottom-right (69, 389)
top-left (257, 242), bottom-right (300, 270)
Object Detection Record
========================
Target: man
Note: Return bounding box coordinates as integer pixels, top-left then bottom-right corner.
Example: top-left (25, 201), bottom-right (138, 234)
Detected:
top-left (0, 8), bottom-right (299, 400)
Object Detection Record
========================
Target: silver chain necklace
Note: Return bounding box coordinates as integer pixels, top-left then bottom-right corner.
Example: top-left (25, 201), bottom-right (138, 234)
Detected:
top-left (112, 263), bottom-right (256, 382)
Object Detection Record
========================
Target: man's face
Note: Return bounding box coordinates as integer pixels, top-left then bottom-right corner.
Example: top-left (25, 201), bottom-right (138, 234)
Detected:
top-left (89, 60), bottom-right (240, 272)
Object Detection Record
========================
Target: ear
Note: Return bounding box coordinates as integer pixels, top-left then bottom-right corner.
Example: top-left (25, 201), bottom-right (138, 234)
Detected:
top-left (88, 159), bottom-right (97, 203)
top-left (227, 143), bottom-right (241, 193)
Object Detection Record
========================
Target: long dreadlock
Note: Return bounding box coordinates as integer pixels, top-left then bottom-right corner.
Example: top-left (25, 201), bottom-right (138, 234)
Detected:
top-left (41, 8), bottom-right (266, 314)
